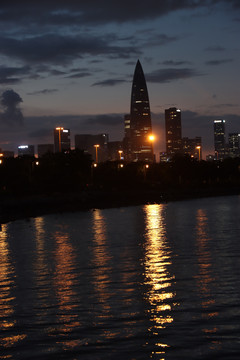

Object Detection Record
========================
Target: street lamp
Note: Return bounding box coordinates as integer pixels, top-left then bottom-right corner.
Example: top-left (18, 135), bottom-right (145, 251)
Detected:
top-left (118, 150), bottom-right (123, 160)
top-left (56, 127), bottom-right (63, 152)
top-left (196, 146), bottom-right (201, 161)
top-left (148, 134), bottom-right (155, 162)
top-left (94, 144), bottom-right (100, 163)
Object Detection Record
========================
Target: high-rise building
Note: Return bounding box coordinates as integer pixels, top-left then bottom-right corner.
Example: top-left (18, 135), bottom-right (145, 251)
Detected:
top-left (165, 107), bottom-right (182, 157)
top-left (54, 127), bottom-right (71, 153)
top-left (228, 133), bottom-right (240, 158)
top-left (122, 114), bottom-right (131, 161)
top-left (125, 60), bottom-right (154, 162)
top-left (38, 144), bottom-right (54, 157)
top-left (182, 137), bottom-right (202, 160)
top-left (214, 120), bottom-right (225, 160)
top-left (18, 145), bottom-right (35, 157)
top-left (75, 133), bottom-right (109, 162)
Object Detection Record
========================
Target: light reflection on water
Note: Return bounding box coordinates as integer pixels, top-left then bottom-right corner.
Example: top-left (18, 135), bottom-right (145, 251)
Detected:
top-left (194, 209), bottom-right (221, 352)
top-left (91, 208), bottom-right (111, 308)
top-left (0, 196), bottom-right (240, 359)
top-left (142, 204), bottom-right (176, 358)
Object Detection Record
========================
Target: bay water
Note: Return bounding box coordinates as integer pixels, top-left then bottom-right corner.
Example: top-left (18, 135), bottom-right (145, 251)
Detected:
top-left (1, 195), bottom-right (240, 359)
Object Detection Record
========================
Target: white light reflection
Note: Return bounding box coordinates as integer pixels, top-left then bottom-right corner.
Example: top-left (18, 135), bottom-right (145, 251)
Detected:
top-left (143, 204), bottom-right (175, 358)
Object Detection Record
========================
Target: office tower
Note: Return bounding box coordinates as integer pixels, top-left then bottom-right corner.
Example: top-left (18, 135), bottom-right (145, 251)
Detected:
top-left (126, 60), bottom-right (154, 162)
top-left (54, 127), bottom-right (71, 153)
top-left (165, 107), bottom-right (182, 157)
top-left (228, 133), bottom-right (240, 158)
top-left (214, 120), bottom-right (225, 160)
top-left (75, 133), bottom-right (109, 162)
top-left (38, 144), bottom-right (54, 157)
top-left (18, 145), bottom-right (35, 157)
top-left (182, 137), bottom-right (202, 160)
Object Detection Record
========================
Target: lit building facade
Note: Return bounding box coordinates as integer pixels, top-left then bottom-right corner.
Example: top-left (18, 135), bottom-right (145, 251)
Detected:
top-left (123, 114), bottom-right (131, 161)
top-left (125, 60), bottom-right (154, 162)
top-left (214, 120), bottom-right (226, 160)
top-left (228, 133), bottom-right (240, 158)
top-left (54, 127), bottom-right (71, 153)
top-left (165, 107), bottom-right (182, 157)
top-left (159, 152), bottom-right (170, 162)
top-left (182, 137), bottom-right (202, 160)
top-left (18, 145), bottom-right (35, 157)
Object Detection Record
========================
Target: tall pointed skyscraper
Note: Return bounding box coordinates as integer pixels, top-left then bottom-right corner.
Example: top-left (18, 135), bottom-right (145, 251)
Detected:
top-left (125, 60), bottom-right (154, 161)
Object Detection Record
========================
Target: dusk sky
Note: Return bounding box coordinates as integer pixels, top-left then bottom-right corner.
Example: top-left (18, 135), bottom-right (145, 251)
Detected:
top-left (0, 0), bottom-right (239, 159)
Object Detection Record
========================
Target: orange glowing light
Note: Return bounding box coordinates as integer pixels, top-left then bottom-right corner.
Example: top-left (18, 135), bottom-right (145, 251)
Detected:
top-left (94, 144), bottom-right (100, 163)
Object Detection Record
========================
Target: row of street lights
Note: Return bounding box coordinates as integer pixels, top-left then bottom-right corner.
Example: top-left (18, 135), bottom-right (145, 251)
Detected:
top-left (93, 145), bottom-right (124, 164)
top-left (93, 134), bottom-right (156, 164)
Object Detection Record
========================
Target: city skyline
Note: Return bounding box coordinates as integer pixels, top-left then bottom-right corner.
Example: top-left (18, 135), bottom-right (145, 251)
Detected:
top-left (0, 1), bottom-right (240, 159)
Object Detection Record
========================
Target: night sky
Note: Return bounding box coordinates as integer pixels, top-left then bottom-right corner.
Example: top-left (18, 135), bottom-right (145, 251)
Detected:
top-left (0, 0), bottom-right (239, 159)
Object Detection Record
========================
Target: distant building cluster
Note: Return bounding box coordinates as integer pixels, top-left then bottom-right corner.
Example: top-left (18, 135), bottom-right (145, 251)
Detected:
top-left (0, 60), bottom-right (239, 162)
top-left (213, 119), bottom-right (240, 160)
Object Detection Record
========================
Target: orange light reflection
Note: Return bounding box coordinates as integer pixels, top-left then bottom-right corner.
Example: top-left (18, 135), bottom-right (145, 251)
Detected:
top-left (52, 226), bottom-right (81, 348)
top-left (143, 204), bottom-right (176, 358)
top-left (0, 224), bottom-right (27, 352)
top-left (91, 209), bottom-right (112, 310)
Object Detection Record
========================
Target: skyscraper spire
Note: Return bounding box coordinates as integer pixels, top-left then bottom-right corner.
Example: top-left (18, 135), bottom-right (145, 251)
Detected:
top-left (128, 60), bottom-right (153, 161)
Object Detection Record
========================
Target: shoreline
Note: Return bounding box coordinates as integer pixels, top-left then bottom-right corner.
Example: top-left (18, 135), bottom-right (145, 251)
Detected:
top-left (1, 187), bottom-right (239, 225)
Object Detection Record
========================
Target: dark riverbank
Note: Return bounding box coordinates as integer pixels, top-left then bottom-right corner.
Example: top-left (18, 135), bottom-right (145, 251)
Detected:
top-left (1, 186), bottom-right (239, 224)
top-left (1, 154), bottom-right (240, 224)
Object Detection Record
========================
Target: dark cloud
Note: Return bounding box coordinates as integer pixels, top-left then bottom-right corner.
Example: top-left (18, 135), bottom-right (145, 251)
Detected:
top-left (0, 89), bottom-right (24, 126)
top-left (0, 65), bottom-right (31, 84)
top-left (142, 34), bottom-right (179, 47)
top-left (161, 60), bottom-right (192, 66)
top-left (0, 1), bottom-right (238, 26)
top-left (92, 79), bottom-right (128, 87)
top-left (205, 59), bottom-right (233, 66)
top-left (28, 128), bottom-right (52, 138)
top-left (146, 68), bottom-right (203, 83)
top-left (50, 69), bottom-right (67, 76)
top-left (27, 89), bottom-right (58, 95)
top-left (211, 103), bottom-right (238, 108)
top-left (83, 114), bottom-right (123, 126)
top-left (205, 46), bottom-right (226, 52)
top-left (66, 72), bottom-right (92, 79)
top-left (0, 34), bottom-right (140, 65)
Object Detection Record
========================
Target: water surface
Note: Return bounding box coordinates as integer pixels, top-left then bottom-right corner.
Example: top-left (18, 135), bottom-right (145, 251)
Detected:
top-left (1, 195), bottom-right (240, 359)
